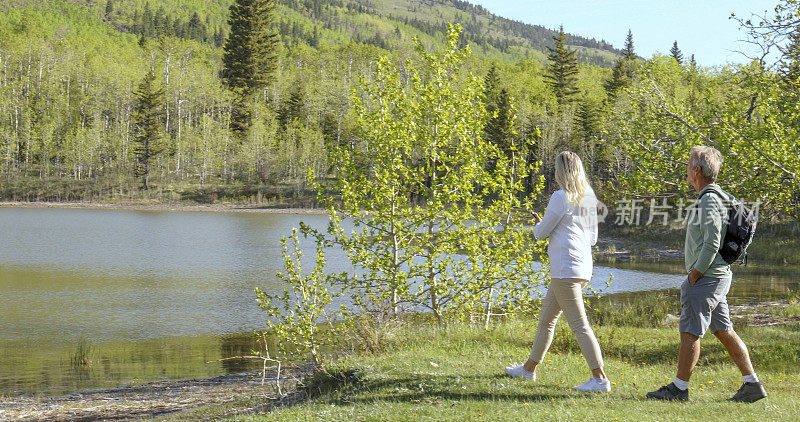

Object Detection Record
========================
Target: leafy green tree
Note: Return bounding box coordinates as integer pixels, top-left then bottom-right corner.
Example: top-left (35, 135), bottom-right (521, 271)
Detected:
top-left (131, 68), bottom-right (165, 190)
top-left (779, 27), bottom-right (800, 98)
top-left (545, 26), bottom-right (580, 105)
top-left (314, 25), bottom-right (546, 324)
top-left (255, 229), bottom-right (340, 364)
top-left (670, 41), bottom-right (683, 64)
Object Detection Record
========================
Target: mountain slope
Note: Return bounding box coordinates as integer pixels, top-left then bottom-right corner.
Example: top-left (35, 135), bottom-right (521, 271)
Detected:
top-left (62, 0), bottom-right (623, 67)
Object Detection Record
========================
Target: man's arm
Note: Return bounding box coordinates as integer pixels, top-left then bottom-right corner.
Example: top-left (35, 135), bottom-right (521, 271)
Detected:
top-left (690, 194), bottom-right (725, 283)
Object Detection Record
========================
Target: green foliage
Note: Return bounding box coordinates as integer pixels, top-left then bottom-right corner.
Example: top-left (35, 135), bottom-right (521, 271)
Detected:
top-left (604, 48), bottom-right (800, 215)
top-left (0, 0), bottom-right (623, 203)
top-left (255, 229), bottom-right (340, 363)
top-left (312, 25), bottom-right (547, 325)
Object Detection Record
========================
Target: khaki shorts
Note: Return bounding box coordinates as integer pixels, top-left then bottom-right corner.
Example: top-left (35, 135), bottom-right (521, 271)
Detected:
top-left (679, 276), bottom-right (733, 338)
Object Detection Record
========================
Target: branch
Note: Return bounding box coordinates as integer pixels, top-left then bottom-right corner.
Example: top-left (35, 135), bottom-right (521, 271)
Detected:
top-left (607, 184), bottom-right (682, 200)
top-left (717, 116), bottom-right (797, 179)
top-left (639, 81), bottom-right (721, 148)
top-left (206, 355), bottom-right (285, 396)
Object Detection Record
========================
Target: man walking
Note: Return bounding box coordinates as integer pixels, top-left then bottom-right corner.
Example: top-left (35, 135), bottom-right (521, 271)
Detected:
top-left (646, 146), bottom-right (766, 402)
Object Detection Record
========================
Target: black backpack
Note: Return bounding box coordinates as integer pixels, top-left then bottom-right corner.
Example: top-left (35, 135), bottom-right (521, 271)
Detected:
top-left (698, 189), bottom-right (757, 265)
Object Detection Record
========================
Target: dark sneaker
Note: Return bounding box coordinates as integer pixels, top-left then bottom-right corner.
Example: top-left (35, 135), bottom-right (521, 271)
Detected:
top-left (728, 382), bottom-right (767, 403)
top-left (646, 383), bottom-right (689, 401)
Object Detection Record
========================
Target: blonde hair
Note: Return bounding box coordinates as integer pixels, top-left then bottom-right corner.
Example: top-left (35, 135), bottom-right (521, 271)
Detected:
top-left (689, 145), bottom-right (724, 182)
top-left (554, 151), bottom-right (591, 206)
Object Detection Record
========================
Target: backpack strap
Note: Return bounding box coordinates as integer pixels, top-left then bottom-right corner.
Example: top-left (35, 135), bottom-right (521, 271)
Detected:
top-left (697, 188), bottom-right (730, 209)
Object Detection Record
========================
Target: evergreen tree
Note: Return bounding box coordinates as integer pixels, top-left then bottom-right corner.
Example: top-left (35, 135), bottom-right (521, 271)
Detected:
top-left (545, 26), bottom-right (580, 105)
top-left (605, 30), bottom-right (637, 99)
top-left (132, 68), bottom-right (165, 190)
top-left (132, 9), bottom-right (139, 33)
top-left (104, 0), bottom-right (114, 20)
top-left (250, 0), bottom-right (279, 98)
top-left (141, 3), bottom-right (154, 38)
top-left (623, 29), bottom-right (635, 60)
top-left (670, 41), bottom-right (683, 64)
top-left (484, 87), bottom-right (516, 157)
top-left (483, 63), bottom-right (501, 116)
top-left (604, 57), bottom-right (631, 99)
top-left (154, 7), bottom-right (166, 37)
top-left (214, 28), bottom-right (225, 47)
top-left (278, 85), bottom-right (305, 128)
top-left (163, 14), bottom-right (174, 37)
top-left (573, 96), bottom-right (602, 172)
top-left (188, 12), bottom-right (202, 40)
top-left (222, 0), bottom-right (279, 136)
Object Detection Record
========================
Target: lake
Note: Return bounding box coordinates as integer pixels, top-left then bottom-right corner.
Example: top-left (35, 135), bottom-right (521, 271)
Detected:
top-left (0, 207), bottom-right (795, 395)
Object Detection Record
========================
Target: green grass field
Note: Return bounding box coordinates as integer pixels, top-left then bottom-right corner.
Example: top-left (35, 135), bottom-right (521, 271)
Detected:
top-left (162, 318), bottom-right (800, 421)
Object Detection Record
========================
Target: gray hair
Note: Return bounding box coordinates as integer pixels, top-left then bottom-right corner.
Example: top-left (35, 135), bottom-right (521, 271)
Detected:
top-left (690, 146), bottom-right (724, 182)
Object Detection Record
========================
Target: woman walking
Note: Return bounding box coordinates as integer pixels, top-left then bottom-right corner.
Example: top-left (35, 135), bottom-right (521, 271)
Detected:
top-left (505, 151), bottom-right (610, 392)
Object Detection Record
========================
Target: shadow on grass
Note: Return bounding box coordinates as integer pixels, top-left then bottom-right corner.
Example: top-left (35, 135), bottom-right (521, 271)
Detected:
top-left (305, 370), bottom-right (572, 408)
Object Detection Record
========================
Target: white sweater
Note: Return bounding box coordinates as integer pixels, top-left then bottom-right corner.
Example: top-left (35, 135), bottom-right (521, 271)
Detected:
top-left (533, 189), bottom-right (598, 280)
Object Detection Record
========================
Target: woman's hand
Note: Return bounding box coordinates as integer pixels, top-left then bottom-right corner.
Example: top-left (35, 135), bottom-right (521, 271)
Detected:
top-left (532, 212), bottom-right (542, 224)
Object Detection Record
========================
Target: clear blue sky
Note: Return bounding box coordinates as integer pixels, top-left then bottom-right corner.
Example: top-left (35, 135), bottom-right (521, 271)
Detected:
top-left (469, 0), bottom-right (778, 66)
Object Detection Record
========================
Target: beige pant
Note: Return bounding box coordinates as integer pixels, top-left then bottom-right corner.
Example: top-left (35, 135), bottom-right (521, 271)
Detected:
top-left (529, 278), bottom-right (604, 370)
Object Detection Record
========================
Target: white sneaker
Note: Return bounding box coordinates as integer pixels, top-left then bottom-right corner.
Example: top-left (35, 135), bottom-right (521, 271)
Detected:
top-left (572, 377), bottom-right (611, 392)
top-left (504, 363), bottom-right (536, 380)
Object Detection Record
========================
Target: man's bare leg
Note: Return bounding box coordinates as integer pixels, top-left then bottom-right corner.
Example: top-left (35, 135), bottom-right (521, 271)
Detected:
top-left (713, 330), bottom-right (754, 376)
top-left (676, 332), bottom-right (700, 382)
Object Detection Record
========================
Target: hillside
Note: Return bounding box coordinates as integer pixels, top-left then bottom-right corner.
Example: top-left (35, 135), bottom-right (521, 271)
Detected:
top-left (0, 0), bottom-right (621, 203)
top-left (53, 0), bottom-right (623, 66)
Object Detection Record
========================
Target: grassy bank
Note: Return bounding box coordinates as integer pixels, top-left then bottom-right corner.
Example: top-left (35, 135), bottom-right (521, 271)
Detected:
top-left (0, 178), bottom-right (320, 208)
top-left (598, 221), bottom-right (800, 268)
top-left (150, 316), bottom-right (800, 421)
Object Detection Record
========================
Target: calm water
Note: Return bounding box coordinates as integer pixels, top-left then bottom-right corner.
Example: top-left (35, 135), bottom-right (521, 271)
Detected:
top-left (0, 207), bottom-right (796, 395)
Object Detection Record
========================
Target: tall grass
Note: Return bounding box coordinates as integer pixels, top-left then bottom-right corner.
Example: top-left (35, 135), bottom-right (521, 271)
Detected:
top-left (70, 338), bottom-right (93, 368)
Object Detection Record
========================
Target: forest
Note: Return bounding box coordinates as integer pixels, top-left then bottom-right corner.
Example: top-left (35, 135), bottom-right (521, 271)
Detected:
top-left (0, 0), bottom-right (798, 218)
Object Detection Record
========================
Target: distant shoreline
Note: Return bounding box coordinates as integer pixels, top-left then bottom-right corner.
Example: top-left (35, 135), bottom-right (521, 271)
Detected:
top-left (0, 201), bottom-right (329, 214)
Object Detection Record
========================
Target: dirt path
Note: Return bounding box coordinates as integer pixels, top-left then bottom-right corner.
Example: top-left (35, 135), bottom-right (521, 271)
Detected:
top-left (730, 300), bottom-right (800, 327)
